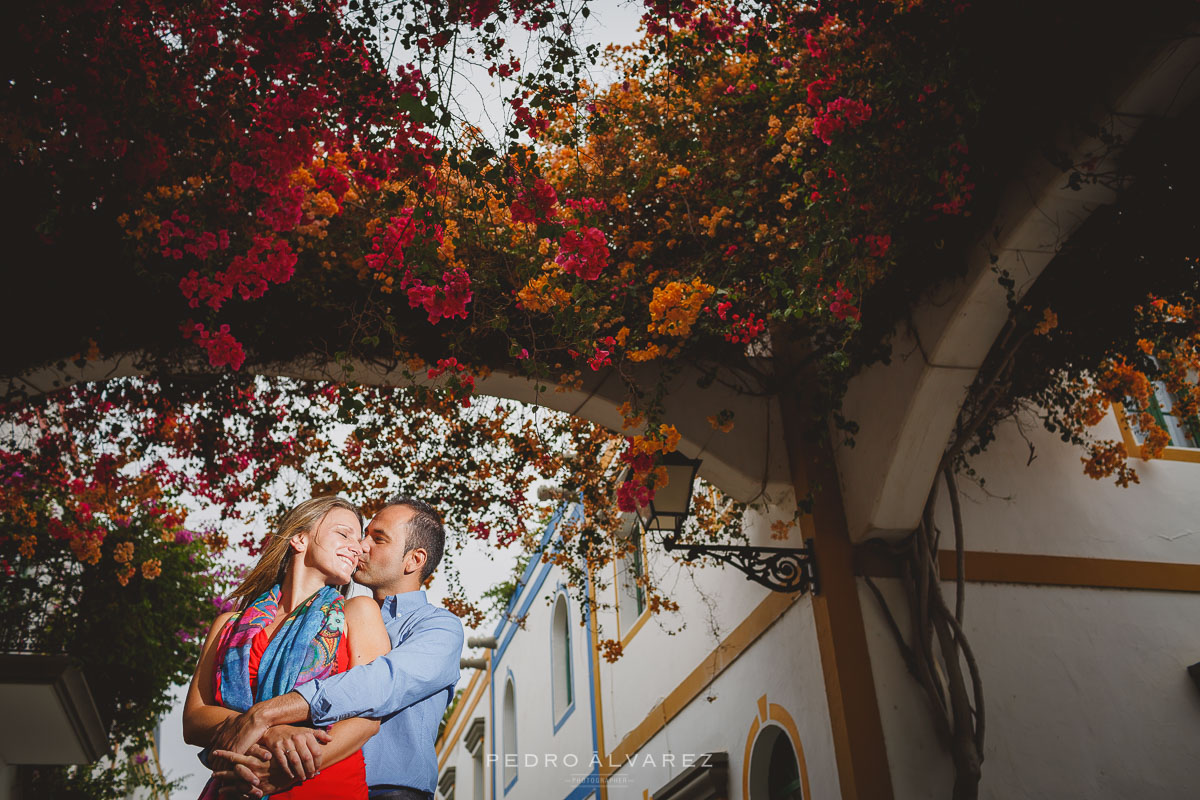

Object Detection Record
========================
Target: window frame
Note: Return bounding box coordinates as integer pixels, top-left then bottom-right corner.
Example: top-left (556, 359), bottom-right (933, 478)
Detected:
top-left (549, 588), bottom-right (576, 733)
top-left (501, 673), bottom-right (519, 794)
top-left (1114, 399), bottom-right (1200, 463)
top-left (613, 516), bottom-right (652, 647)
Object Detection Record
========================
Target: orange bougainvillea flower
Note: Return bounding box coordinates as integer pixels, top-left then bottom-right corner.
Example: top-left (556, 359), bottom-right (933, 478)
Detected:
top-left (647, 278), bottom-right (716, 338)
top-left (1033, 307), bottom-right (1058, 336)
top-left (113, 541), bottom-right (135, 564)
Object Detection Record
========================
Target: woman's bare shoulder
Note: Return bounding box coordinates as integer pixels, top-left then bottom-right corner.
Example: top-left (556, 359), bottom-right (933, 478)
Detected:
top-left (202, 610), bottom-right (237, 643)
top-left (211, 610), bottom-right (237, 632)
top-left (343, 595), bottom-right (383, 621)
top-left (344, 595), bottom-right (390, 660)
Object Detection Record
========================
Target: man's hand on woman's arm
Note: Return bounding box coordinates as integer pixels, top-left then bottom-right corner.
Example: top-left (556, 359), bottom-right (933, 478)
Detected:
top-left (212, 597), bottom-right (390, 795)
top-left (263, 597), bottom-right (388, 776)
top-left (209, 595), bottom-right (390, 759)
top-left (211, 721), bottom-right (334, 787)
top-left (207, 690), bottom-right (315, 760)
top-left (212, 748), bottom-right (296, 799)
top-left (257, 724), bottom-right (332, 781)
top-left (213, 717), bottom-right (380, 797)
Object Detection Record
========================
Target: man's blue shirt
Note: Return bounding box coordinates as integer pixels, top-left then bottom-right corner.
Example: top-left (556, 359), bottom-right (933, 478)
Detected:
top-left (295, 590), bottom-right (463, 795)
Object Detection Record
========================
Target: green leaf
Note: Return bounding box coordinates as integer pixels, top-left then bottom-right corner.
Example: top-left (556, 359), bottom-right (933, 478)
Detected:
top-left (396, 93), bottom-right (436, 125)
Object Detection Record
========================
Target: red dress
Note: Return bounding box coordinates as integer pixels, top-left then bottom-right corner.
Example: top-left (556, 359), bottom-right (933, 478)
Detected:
top-left (247, 625), bottom-right (368, 799)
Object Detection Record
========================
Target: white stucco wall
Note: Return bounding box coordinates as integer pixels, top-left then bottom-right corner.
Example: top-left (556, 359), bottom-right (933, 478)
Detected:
top-left (605, 595), bottom-right (838, 799)
top-left (937, 411), bottom-right (1200, 563)
top-left (487, 555), bottom-right (599, 800)
top-left (592, 499), bottom-right (809, 759)
top-left (860, 410), bottom-right (1200, 799)
top-left (446, 494), bottom-right (844, 800)
top-left (864, 579), bottom-right (1200, 799)
top-left (438, 395), bottom-right (1200, 800)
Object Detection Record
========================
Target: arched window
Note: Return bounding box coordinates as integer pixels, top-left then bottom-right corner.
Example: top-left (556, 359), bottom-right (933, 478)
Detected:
top-left (502, 676), bottom-right (518, 791)
top-left (551, 592), bottom-right (573, 722)
top-left (748, 724), bottom-right (804, 800)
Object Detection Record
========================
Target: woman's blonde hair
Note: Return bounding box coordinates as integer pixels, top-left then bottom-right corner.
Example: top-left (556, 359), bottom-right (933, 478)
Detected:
top-left (229, 496), bottom-right (364, 610)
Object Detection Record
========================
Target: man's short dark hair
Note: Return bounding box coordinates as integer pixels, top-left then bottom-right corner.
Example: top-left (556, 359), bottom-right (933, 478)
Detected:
top-left (383, 495), bottom-right (445, 581)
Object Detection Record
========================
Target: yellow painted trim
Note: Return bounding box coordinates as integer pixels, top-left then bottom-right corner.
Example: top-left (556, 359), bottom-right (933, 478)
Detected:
top-left (613, 533), bottom-right (652, 649)
top-left (1113, 401), bottom-right (1142, 454)
top-left (600, 590), bottom-right (803, 779)
top-left (857, 548), bottom-right (1200, 593)
top-left (940, 550), bottom-right (1200, 592)
top-left (435, 667), bottom-right (482, 757)
top-left (1114, 401), bottom-right (1200, 463)
top-left (485, 657), bottom-right (491, 800)
top-left (587, 562), bottom-right (610, 800)
top-left (768, 702), bottom-right (812, 799)
top-left (486, 657), bottom-right (492, 800)
top-left (437, 667), bottom-right (483, 753)
top-left (619, 605), bottom-right (651, 649)
top-left (741, 695), bottom-right (812, 800)
top-left (436, 665), bottom-right (489, 771)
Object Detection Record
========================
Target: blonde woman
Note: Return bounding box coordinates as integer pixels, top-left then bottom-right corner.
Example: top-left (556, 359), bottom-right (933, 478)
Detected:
top-left (184, 496), bottom-right (390, 799)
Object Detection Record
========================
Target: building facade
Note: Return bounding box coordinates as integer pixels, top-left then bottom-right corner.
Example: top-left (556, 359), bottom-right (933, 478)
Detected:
top-left (435, 400), bottom-right (1200, 800)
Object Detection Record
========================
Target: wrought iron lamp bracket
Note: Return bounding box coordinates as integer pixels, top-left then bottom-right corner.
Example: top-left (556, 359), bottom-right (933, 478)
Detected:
top-left (661, 536), bottom-right (819, 595)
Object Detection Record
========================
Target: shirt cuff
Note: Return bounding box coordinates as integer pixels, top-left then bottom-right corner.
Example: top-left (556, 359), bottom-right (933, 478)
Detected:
top-left (294, 681), bottom-right (332, 726)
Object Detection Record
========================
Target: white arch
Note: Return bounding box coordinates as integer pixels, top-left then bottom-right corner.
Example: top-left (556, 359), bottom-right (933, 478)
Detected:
top-left (3, 355), bottom-right (792, 504)
top-left (835, 29), bottom-right (1200, 541)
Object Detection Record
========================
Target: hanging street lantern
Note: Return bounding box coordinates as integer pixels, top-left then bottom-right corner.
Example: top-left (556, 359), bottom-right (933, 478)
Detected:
top-left (637, 452), bottom-right (819, 595)
top-left (635, 450), bottom-right (702, 537)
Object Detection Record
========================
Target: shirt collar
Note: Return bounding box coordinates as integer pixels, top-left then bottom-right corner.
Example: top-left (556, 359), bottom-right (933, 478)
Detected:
top-left (383, 589), bottom-right (427, 618)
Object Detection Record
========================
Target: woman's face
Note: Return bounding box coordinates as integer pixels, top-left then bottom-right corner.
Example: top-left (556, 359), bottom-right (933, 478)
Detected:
top-left (299, 508), bottom-right (364, 585)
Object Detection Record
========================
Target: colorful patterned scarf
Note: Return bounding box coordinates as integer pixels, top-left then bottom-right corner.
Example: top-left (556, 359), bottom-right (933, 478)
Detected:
top-left (213, 583), bottom-right (347, 709)
top-left (200, 584), bottom-right (346, 799)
